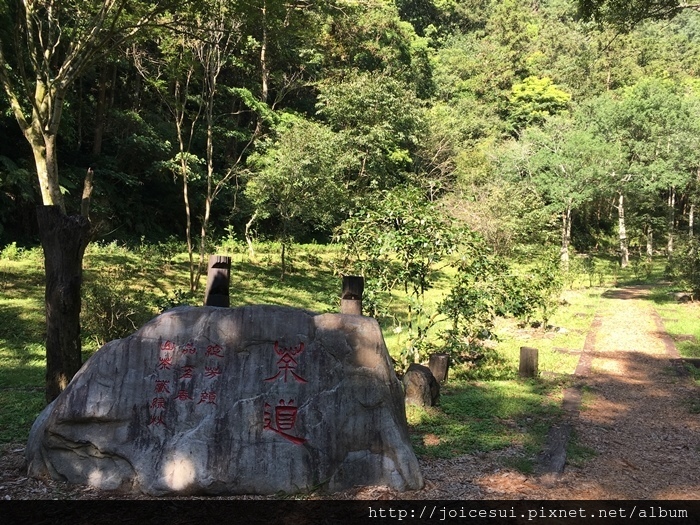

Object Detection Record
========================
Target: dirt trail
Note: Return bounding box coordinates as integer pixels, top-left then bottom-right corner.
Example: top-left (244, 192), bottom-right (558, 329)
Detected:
top-left (454, 285), bottom-right (700, 500)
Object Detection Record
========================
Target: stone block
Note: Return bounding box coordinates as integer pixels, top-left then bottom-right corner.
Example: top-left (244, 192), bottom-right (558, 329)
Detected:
top-left (403, 363), bottom-right (439, 407)
top-left (26, 306), bottom-right (423, 496)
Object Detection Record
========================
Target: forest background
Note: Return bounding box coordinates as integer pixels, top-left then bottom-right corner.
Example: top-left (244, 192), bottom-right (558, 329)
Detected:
top-left (3, 0), bottom-right (700, 402)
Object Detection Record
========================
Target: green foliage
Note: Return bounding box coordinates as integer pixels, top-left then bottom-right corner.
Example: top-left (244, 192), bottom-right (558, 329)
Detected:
top-left (578, 0), bottom-right (683, 31)
top-left (136, 236), bottom-right (183, 272)
top-left (154, 289), bottom-right (199, 312)
top-left (335, 186), bottom-right (456, 298)
top-left (439, 237), bottom-right (511, 348)
top-left (245, 116), bottom-right (350, 262)
top-left (665, 236), bottom-right (700, 296)
top-left (316, 71), bottom-right (424, 191)
top-left (506, 76), bottom-right (571, 131)
top-left (0, 242), bottom-right (22, 261)
top-left (440, 242), bottom-right (563, 367)
top-left (335, 186), bottom-right (456, 366)
top-left (318, 0), bottom-right (414, 75)
top-left (81, 267), bottom-right (156, 347)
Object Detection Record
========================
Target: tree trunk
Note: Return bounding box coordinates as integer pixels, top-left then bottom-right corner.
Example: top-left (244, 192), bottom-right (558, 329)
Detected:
top-left (646, 224), bottom-right (653, 260)
top-left (27, 127), bottom-right (64, 212)
top-left (690, 203), bottom-right (695, 238)
top-left (37, 206), bottom-right (91, 402)
top-left (245, 211), bottom-right (258, 259)
top-left (92, 63), bottom-right (109, 156)
top-left (618, 193), bottom-right (629, 268)
top-left (180, 150), bottom-right (195, 292)
top-left (81, 167), bottom-right (95, 219)
top-left (280, 241), bottom-right (286, 281)
top-left (255, 0), bottom-right (269, 136)
top-left (560, 204), bottom-right (572, 268)
top-left (667, 186), bottom-right (675, 255)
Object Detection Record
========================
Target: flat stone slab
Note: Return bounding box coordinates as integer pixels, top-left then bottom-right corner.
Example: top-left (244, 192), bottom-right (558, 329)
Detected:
top-left (26, 305), bottom-right (423, 496)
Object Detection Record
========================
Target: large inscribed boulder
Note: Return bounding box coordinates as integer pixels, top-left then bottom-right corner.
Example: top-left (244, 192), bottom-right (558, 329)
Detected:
top-left (26, 306), bottom-right (423, 496)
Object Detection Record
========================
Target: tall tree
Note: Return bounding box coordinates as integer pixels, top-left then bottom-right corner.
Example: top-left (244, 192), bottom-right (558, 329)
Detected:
top-left (587, 78), bottom-right (700, 264)
top-left (245, 116), bottom-right (349, 278)
top-left (0, 0), bottom-right (178, 401)
top-left (519, 115), bottom-right (617, 265)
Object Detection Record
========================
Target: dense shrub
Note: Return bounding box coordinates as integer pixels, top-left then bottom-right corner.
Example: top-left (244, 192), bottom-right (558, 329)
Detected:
top-left (81, 266), bottom-right (156, 347)
top-left (439, 243), bottom-right (563, 366)
top-left (666, 236), bottom-right (700, 297)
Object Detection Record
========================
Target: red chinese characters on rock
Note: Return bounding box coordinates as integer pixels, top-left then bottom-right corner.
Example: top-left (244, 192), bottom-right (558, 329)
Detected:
top-left (175, 389), bottom-right (193, 401)
top-left (264, 341), bottom-right (307, 384)
top-left (264, 400), bottom-right (306, 445)
top-left (158, 354), bottom-right (173, 370)
top-left (149, 379), bottom-right (170, 426)
top-left (150, 397), bottom-right (167, 409)
top-left (181, 341), bottom-right (197, 355)
top-left (263, 341), bottom-right (308, 445)
top-left (149, 414), bottom-right (166, 427)
top-left (154, 379), bottom-right (171, 394)
top-left (205, 344), bottom-right (224, 358)
top-left (204, 365), bottom-right (222, 379)
top-left (178, 365), bottom-right (195, 380)
top-left (197, 390), bottom-right (217, 405)
top-left (148, 340), bottom-right (226, 427)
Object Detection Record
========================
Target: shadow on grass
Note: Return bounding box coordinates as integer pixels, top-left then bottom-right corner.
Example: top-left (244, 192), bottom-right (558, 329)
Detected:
top-left (229, 260), bottom-right (338, 312)
top-left (407, 377), bottom-right (564, 466)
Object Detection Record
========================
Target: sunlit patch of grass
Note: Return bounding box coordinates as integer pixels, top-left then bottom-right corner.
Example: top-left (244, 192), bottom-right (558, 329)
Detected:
top-left (482, 286), bottom-right (602, 380)
top-left (652, 299), bottom-right (700, 359)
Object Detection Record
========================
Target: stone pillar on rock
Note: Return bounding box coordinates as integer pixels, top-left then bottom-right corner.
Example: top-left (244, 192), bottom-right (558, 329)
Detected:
top-left (340, 275), bottom-right (364, 315)
top-left (203, 255), bottom-right (231, 307)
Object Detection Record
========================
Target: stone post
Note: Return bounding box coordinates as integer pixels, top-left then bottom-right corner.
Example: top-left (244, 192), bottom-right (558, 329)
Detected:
top-left (428, 353), bottom-right (450, 383)
top-left (519, 346), bottom-right (539, 378)
top-left (204, 255), bottom-right (231, 307)
top-left (340, 275), bottom-right (364, 315)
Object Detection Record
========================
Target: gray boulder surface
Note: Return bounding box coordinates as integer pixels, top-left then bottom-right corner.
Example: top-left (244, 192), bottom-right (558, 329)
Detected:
top-left (26, 305), bottom-right (423, 496)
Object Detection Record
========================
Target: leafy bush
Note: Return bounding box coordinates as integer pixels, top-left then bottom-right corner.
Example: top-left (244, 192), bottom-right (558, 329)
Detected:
top-left (666, 237), bottom-right (700, 296)
top-left (0, 242), bottom-right (42, 262)
top-left (439, 242), bottom-right (563, 368)
top-left (335, 187), bottom-right (457, 298)
top-left (335, 187), bottom-right (458, 368)
top-left (0, 242), bottom-right (22, 260)
top-left (136, 235), bottom-right (183, 271)
top-left (82, 267), bottom-right (156, 346)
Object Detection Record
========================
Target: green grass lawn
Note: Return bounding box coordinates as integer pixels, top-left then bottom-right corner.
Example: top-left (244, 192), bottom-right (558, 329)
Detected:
top-left (0, 243), bottom-right (672, 474)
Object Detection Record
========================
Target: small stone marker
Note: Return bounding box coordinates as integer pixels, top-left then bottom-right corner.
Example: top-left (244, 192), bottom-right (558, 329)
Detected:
top-left (428, 353), bottom-right (450, 383)
top-left (203, 255), bottom-right (231, 307)
top-left (403, 363), bottom-right (439, 407)
top-left (519, 346), bottom-right (539, 378)
top-left (26, 305), bottom-right (423, 496)
top-left (340, 275), bottom-right (364, 315)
